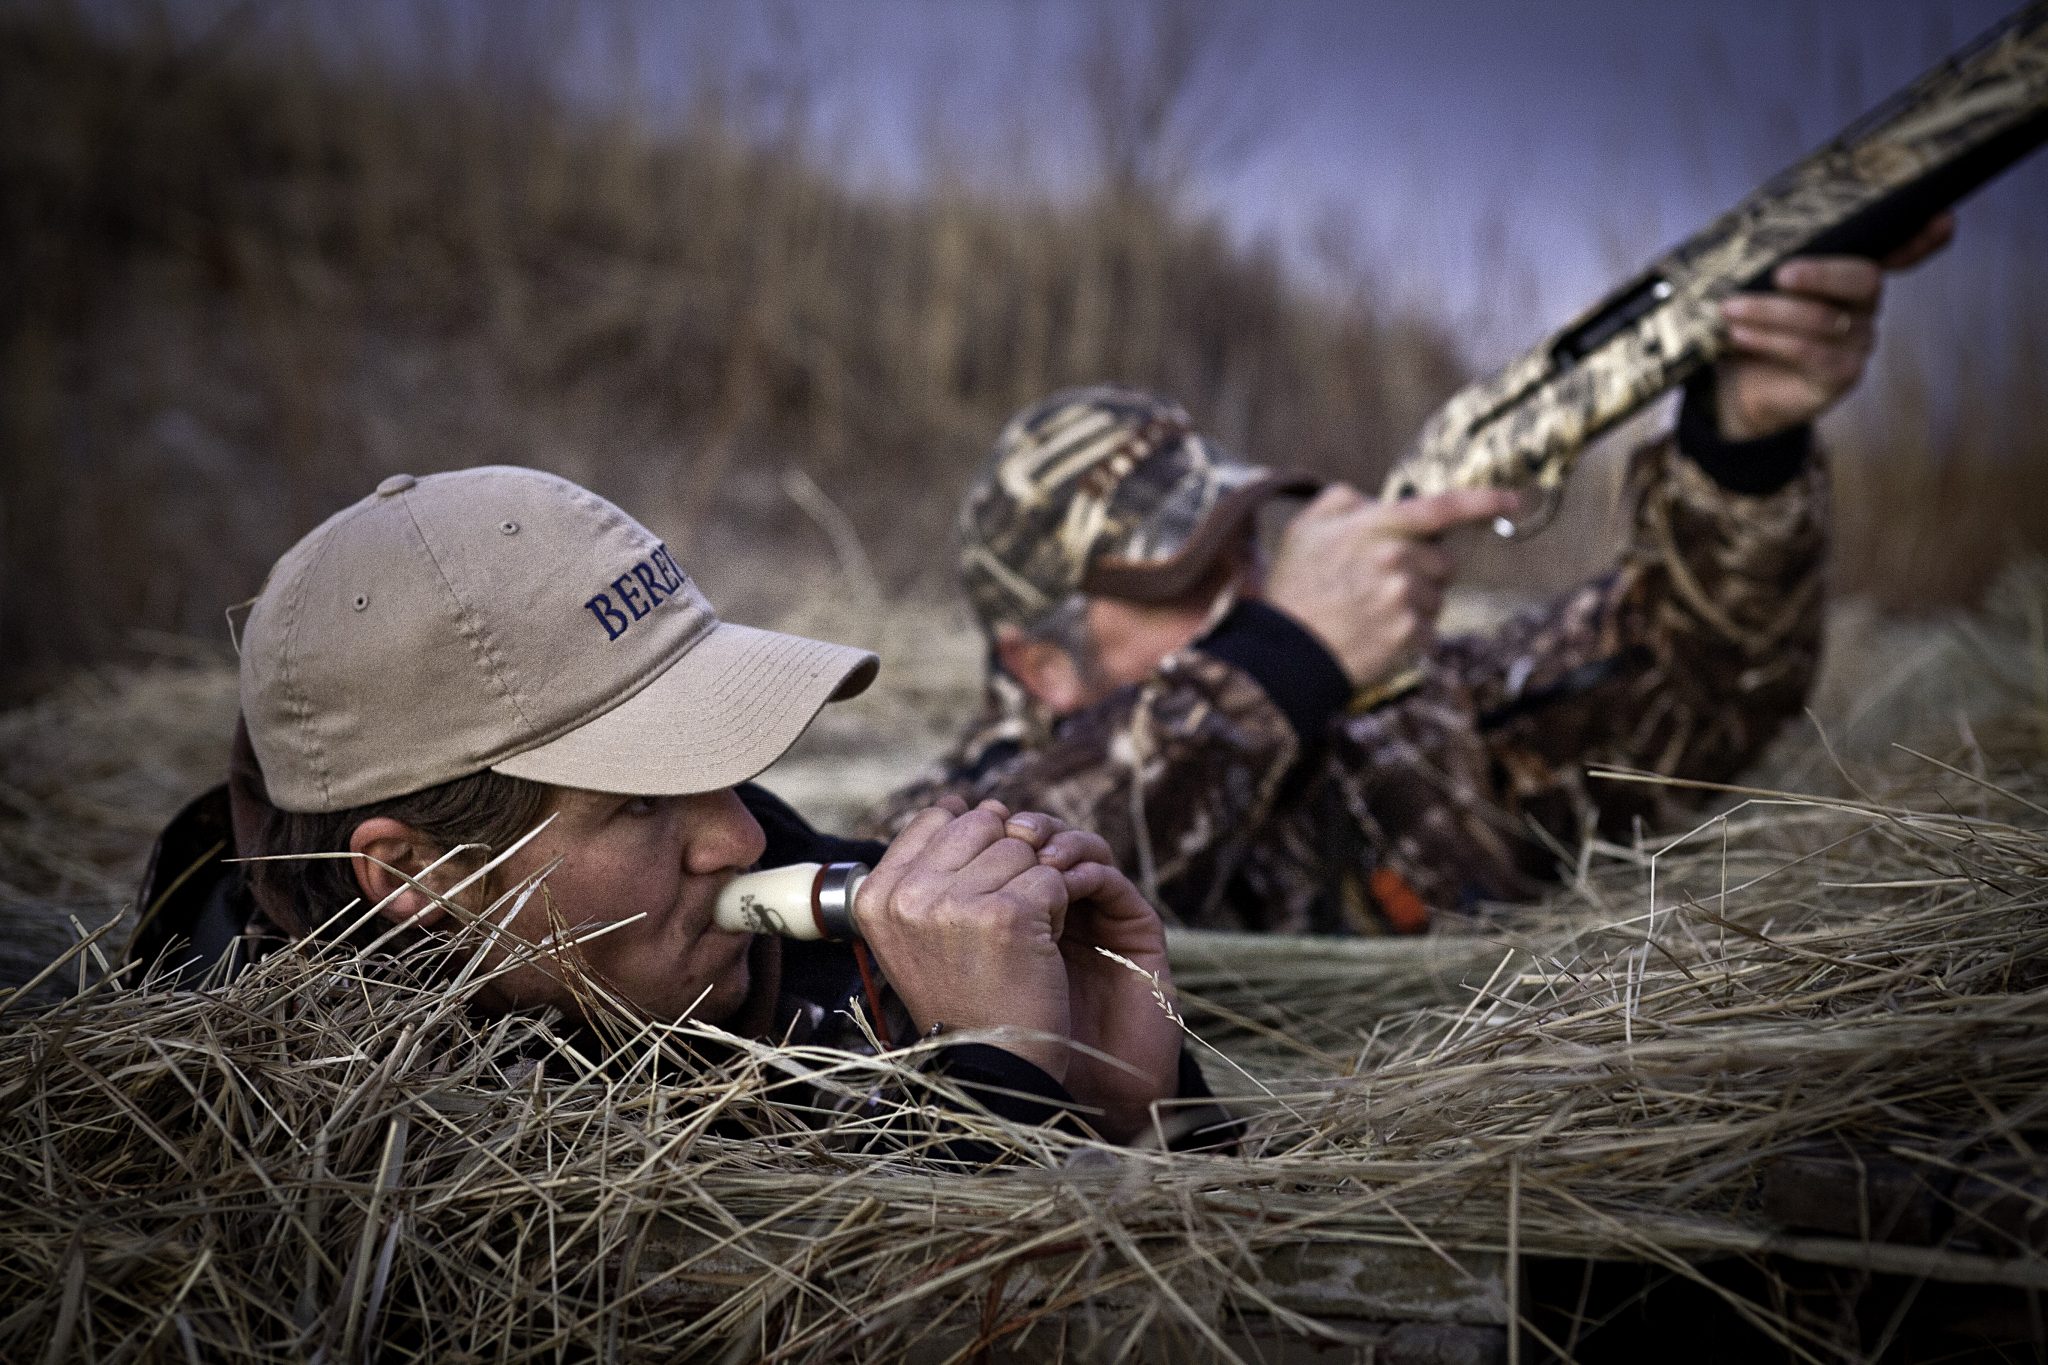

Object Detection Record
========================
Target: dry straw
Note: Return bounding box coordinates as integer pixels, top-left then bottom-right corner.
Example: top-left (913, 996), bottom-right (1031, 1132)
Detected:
top-left (2, 691), bottom-right (2045, 1360)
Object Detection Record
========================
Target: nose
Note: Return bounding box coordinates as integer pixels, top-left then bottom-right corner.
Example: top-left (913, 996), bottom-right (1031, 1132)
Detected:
top-left (680, 788), bottom-right (767, 876)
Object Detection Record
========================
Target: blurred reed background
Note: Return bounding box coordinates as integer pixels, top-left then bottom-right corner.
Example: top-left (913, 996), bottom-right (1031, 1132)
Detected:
top-left (2, 0), bottom-right (2043, 701)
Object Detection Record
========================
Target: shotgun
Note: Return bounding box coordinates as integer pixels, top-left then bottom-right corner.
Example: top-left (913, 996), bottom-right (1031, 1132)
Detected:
top-left (1381, 1), bottom-right (2048, 524)
top-left (1349, 3), bottom-right (2048, 714)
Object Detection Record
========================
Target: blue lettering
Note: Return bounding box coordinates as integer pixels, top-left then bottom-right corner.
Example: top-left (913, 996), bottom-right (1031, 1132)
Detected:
top-left (585, 594), bottom-right (630, 641)
top-left (653, 546), bottom-right (686, 592)
top-left (631, 562), bottom-right (668, 606)
top-left (613, 574), bottom-right (649, 620)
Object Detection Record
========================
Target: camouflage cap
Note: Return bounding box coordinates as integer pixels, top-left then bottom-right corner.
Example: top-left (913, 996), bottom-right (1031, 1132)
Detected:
top-left (958, 386), bottom-right (1321, 632)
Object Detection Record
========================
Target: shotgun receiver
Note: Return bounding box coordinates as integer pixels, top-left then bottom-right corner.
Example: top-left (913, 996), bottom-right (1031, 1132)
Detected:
top-left (1381, 1), bottom-right (2048, 521)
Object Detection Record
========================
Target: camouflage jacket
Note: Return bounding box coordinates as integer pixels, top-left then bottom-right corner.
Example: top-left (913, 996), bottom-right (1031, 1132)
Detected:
top-left (861, 430), bottom-right (1826, 933)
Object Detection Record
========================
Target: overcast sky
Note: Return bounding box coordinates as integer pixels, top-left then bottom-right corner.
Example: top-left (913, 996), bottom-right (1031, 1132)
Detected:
top-left (553, 0), bottom-right (2045, 360)
top-left (181, 0), bottom-right (2048, 366)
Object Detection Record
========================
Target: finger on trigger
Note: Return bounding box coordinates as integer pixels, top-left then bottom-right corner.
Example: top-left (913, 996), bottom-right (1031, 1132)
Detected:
top-left (1376, 487), bottom-right (1520, 538)
top-left (1305, 483), bottom-right (1366, 516)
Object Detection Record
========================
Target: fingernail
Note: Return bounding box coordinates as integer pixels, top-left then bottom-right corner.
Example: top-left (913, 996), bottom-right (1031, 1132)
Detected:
top-left (1007, 813), bottom-right (1048, 840)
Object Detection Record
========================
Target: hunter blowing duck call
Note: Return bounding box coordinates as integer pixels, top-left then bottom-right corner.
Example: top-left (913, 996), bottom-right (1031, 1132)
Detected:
top-left (713, 862), bottom-right (868, 941)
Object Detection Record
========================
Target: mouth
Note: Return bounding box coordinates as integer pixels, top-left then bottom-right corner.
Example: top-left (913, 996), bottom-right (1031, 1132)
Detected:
top-left (691, 874), bottom-right (754, 952)
top-left (695, 914), bottom-right (754, 985)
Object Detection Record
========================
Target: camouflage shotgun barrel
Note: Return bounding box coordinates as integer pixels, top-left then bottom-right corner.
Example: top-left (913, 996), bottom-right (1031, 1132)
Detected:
top-left (1382, 1), bottom-right (2048, 514)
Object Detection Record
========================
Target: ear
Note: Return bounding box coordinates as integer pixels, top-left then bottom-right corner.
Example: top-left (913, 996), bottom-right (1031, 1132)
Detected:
top-left (994, 626), bottom-right (1087, 717)
top-left (348, 817), bottom-right (453, 929)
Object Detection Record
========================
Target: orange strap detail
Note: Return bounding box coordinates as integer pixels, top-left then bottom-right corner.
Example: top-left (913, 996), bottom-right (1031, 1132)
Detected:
top-left (1369, 866), bottom-right (1431, 935)
top-left (851, 942), bottom-right (894, 1042)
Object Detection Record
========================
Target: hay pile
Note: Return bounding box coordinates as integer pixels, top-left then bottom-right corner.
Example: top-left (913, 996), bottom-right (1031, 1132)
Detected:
top-left (3, 700), bottom-right (2046, 1360)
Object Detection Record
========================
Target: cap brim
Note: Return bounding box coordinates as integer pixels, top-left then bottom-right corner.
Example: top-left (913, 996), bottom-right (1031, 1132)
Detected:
top-left (1082, 469), bottom-right (1323, 604)
top-left (489, 622), bottom-right (878, 796)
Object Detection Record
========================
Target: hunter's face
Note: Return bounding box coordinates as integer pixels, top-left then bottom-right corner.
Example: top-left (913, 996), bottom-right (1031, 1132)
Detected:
top-left (1076, 534), bottom-right (1260, 705)
top-left (1079, 594), bottom-right (1222, 699)
top-left (477, 785), bottom-right (766, 1024)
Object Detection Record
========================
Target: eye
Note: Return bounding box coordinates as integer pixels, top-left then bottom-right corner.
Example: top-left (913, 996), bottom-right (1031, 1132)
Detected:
top-left (620, 795), bottom-right (663, 819)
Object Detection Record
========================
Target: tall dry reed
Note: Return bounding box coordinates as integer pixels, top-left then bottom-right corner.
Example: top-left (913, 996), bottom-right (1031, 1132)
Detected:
top-left (9, 1), bottom-right (2041, 703)
top-left (0, 0), bottom-right (1462, 697)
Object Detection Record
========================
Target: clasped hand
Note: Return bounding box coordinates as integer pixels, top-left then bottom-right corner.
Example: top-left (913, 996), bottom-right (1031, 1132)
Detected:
top-left (854, 796), bottom-right (1181, 1144)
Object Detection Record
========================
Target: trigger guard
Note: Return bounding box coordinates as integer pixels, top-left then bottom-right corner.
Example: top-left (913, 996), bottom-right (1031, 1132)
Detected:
top-left (1490, 482), bottom-right (1565, 540)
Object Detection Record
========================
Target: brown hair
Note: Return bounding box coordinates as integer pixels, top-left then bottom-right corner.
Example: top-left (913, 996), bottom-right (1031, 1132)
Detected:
top-left (231, 721), bottom-right (552, 940)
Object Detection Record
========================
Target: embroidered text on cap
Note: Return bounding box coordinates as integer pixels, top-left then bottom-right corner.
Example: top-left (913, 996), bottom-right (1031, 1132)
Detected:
top-left (585, 543), bottom-right (689, 642)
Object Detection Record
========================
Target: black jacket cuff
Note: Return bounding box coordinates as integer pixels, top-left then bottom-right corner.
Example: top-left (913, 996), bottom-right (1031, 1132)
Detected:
top-left (1194, 599), bottom-right (1350, 743)
top-left (1168, 1048), bottom-right (1240, 1151)
top-left (936, 1044), bottom-right (1234, 1150)
top-left (1677, 370), bottom-right (1813, 496)
top-left (931, 1042), bottom-right (1081, 1130)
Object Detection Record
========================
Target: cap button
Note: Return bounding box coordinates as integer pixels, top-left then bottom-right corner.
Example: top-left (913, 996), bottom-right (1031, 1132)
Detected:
top-left (375, 473), bottom-right (417, 497)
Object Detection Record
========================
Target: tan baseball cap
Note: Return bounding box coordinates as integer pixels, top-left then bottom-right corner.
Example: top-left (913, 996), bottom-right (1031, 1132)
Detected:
top-left (239, 467), bottom-right (878, 814)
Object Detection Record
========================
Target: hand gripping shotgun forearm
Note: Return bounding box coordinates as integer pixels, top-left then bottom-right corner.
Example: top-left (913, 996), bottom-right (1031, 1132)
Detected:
top-left (714, 862), bottom-right (869, 940)
top-left (1353, 1), bottom-right (2048, 713)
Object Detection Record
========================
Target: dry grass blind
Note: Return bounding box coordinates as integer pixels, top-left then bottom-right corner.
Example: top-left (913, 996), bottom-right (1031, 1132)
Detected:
top-left (2, 693), bottom-right (2046, 1359)
top-left (0, 562), bottom-right (2043, 1360)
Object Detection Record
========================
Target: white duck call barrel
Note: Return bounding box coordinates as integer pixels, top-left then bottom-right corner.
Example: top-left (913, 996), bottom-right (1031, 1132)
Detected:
top-left (712, 862), bottom-right (869, 941)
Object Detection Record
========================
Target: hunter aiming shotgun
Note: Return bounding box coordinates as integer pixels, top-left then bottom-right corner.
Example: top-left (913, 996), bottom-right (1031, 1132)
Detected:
top-left (1347, 2), bottom-right (2048, 713)
top-left (1382, 1), bottom-right (2048, 520)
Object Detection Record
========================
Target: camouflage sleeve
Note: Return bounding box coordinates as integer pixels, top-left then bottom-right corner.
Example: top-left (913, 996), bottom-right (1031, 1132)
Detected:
top-left (858, 648), bottom-right (1306, 925)
top-left (1436, 429), bottom-right (1827, 844)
